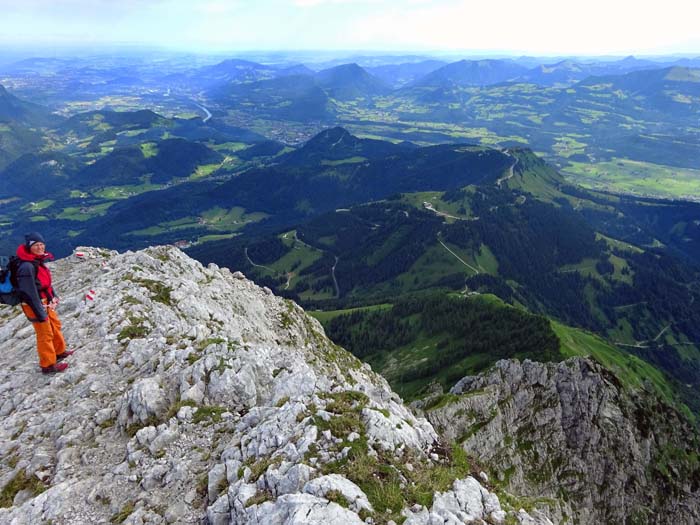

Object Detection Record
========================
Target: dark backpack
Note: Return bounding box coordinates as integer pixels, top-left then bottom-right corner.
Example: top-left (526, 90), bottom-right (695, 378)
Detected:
top-left (0, 256), bottom-right (23, 306)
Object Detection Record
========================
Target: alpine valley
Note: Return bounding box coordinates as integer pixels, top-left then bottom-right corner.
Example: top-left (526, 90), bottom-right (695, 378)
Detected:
top-left (1, 51), bottom-right (699, 524)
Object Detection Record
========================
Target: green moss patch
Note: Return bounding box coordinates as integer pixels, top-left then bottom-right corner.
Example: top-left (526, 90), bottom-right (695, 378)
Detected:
top-left (132, 278), bottom-right (173, 306)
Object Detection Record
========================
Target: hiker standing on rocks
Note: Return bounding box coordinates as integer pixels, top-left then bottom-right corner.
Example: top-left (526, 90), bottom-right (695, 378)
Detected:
top-left (16, 232), bottom-right (73, 373)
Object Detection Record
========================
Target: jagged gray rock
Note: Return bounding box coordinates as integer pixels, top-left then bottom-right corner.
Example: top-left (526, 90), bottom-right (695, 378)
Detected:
top-left (424, 358), bottom-right (700, 524)
top-left (303, 474), bottom-right (372, 513)
top-left (402, 476), bottom-right (522, 525)
top-left (0, 246), bottom-right (546, 524)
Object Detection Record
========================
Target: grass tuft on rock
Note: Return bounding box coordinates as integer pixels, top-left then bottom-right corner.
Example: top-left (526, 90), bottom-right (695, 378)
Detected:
top-left (192, 405), bottom-right (226, 424)
top-left (245, 489), bottom-right (273, 507)
top-left (0, 469), bottom-right (47, 508)
top-left (117, 314), bottom-right (149, 341)
top-left (110, 502), bottom-right (135, 524)
top-left (324, 489), bottom-right (351, 508)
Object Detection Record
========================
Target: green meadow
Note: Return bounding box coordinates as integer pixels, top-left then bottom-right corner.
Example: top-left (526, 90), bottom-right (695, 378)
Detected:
top-left (189, 163), bottom-right (222, 180)
top-left (563, 158), bottom-right (700, 201)
top-left (93, 182), bottom-right (162, 199)
top-left (57, 202), bottom-right (115, 221)
top-left (200, 206), bottom-right (268, 231)
top-left (23, 200), bottom-right (55, 211)
top-left (128, 206), bottom-right (268, 237)
top-left (140, 142), bottom-right (158, 158)
top-left (308, 303), bottom-right (392, 324)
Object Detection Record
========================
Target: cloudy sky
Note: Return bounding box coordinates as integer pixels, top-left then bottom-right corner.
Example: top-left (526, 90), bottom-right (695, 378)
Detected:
top-left (1, 0), bottom-right (698, 56)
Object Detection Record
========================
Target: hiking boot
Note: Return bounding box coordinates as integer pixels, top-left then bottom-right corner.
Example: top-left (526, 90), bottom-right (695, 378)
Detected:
top-left (41, 362), bottom-right (69, 374)
top-left (56, 349), bottom-right (75, 361)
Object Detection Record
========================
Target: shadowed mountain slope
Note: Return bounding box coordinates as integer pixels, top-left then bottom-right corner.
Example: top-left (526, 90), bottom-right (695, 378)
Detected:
top-left (0, 84), bottom-right (61, 127)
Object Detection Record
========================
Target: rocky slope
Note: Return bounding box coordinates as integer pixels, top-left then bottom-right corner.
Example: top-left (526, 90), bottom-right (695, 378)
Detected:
top-left (423, 359), bottom-right (700, 524)
top-left (0, 246), bottom-right (550, 525)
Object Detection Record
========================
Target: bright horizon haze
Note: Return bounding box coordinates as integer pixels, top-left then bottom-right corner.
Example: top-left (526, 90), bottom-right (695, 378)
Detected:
top-left (1, 0), bottom-right (699, 57)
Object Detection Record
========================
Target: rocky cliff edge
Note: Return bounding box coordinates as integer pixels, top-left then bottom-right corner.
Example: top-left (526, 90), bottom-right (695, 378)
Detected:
top-left (424, 358), bottom-right (700, 524)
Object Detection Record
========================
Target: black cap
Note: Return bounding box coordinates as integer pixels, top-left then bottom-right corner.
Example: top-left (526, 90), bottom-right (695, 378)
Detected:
top-left (25, 232), bottom-right (46, 248)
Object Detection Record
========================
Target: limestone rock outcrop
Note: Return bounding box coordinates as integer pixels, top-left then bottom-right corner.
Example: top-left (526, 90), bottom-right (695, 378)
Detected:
top-left (424, 358), bottom-right (700, 524)
top-left (0, 246), bottom-right (548, 524)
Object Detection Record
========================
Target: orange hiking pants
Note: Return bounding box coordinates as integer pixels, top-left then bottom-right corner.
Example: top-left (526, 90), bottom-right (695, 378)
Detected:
top-left (22, 305), bottom-right (66, 368)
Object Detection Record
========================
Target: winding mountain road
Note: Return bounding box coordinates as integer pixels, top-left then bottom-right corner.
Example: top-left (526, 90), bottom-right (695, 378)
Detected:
top-left (614, 324), bottom-right (675, 349)
top-left (244, 247), bottom-right (275, 273)
top-left (496, 150), bottom-right (519, 188)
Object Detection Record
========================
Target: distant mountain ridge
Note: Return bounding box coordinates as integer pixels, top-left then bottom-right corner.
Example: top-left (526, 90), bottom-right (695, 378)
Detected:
top-left (571, 66), bottom-right (700, 124)
top-left (412, 59), bottom-right (529, 88)
top-left (211, 62), bottom-right (388, 115)
top-left (578, 65), bottom-right (700, 92)
top-left (211, 74), bottom-right (333, 122)
top-left (519, 56), bottom-right (677, 86)
top-left (163, 58), bottom-right (276, 89)
top-left (366, 60), bottom-right (447, 88)
top-left (315, 63), bottom-right (389, 99)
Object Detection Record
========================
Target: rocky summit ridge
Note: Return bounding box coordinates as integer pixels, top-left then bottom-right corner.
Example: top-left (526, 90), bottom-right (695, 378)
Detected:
top-left (0, 246), bottom-right (550, 525)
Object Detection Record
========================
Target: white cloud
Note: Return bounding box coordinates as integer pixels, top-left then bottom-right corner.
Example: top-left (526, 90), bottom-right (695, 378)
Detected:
top-left (347, 0), bottom-right (700, 54)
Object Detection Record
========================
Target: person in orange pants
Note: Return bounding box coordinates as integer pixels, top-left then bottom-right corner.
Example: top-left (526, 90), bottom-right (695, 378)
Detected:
top-left (15, 233), bottom-right (73, 373)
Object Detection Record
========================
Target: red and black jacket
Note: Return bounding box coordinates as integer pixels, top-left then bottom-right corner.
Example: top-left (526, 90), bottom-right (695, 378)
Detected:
top-left (15, 245), bottom-right (56, 322)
